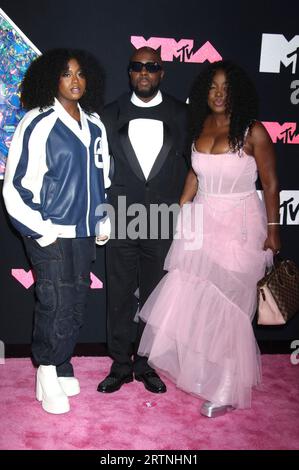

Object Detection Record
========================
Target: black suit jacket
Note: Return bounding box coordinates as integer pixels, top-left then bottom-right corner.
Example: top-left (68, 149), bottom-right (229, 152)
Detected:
top-left (102, 92), bottom-right (189, 206)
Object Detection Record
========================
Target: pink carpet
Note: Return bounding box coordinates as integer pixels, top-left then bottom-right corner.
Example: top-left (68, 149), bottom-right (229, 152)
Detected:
top-left (0, 355), bottom-right (298, 450)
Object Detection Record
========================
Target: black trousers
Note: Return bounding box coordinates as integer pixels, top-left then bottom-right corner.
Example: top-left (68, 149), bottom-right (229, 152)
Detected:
top-left (23, 237), bottom-right (95, 377)
top-left (106, 237), bottom-right (172, 376)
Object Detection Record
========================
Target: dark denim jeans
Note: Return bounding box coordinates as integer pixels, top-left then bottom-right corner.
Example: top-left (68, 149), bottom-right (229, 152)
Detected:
top-left (23, 237), bottom-right (96, 377)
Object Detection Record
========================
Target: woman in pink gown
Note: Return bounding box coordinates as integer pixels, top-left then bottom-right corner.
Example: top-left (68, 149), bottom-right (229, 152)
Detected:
top-left (138, 61), bottom-right (281, 417)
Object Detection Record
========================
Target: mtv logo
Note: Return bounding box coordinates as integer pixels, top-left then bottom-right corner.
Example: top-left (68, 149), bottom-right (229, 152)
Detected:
top-left (259, 34), bottom-right (299, 74)
top-left (262, 121), bottom-right (299, 144)
top-left (279, 191), bottom-right (299, 225)
top-left (257, 190), bottom-right (299, 225)
top-left (131, 36), bottom-right (222, 63)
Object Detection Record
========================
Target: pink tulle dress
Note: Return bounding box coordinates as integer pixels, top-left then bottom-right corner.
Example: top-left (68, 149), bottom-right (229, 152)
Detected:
top-left (138, 146), bottom-right (272, 409)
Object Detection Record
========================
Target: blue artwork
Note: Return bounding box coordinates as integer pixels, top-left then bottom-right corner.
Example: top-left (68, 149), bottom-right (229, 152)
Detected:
top-left (0, 8), bottom-right (40, 178)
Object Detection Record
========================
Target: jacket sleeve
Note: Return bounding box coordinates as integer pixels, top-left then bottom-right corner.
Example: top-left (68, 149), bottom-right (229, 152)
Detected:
top-left (2, 111), bottom-right (59, 247)
top-left (95, 119), bottom-right (111, 246)
top-left (100, 121), bottom-right (111, 191)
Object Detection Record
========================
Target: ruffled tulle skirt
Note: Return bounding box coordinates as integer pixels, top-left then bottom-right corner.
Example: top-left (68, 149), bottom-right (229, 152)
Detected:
top-left (138, 191), bottom-right (272, 409)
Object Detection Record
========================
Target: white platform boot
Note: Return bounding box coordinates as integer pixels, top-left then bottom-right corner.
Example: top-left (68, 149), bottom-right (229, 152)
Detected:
top-left (58, 377), bottom-right (80, 397)
top-left (36, 365), bottom-right (70, 414)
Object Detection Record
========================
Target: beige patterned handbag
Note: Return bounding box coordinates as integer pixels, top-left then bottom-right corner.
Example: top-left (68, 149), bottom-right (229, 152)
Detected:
top-left (257, 258), bottom-right (299, 325)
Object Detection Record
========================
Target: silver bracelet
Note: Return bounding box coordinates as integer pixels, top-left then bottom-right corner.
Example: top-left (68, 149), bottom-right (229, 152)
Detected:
top-left (267, 222), bottom-right (280, 225)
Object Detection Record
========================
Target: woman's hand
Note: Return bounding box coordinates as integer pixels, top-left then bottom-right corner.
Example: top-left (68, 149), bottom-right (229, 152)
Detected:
top-left (263, 226), bottom-right (281, 254)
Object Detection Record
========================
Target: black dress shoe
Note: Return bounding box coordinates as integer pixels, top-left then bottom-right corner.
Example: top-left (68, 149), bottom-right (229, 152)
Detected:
top-left (97, 373), bottom-right (133, 393)
top-left (135, 371), bottom-right (167, 393)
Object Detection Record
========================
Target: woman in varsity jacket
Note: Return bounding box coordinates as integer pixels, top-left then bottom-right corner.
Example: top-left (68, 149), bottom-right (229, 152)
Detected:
top-left (3, 48), bottom-right (110, 414)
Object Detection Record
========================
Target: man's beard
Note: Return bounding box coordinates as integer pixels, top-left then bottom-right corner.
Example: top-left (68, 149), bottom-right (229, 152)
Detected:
top-left (132, 82), bottom-right (160, 99)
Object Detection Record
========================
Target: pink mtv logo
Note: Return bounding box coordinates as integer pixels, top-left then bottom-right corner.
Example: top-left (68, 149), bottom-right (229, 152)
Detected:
top-left (131, 36), bottom-right (222, 63)
top-left (262, 122), bottom-right (299, 144)
top-left (11, 269), bottom-right (103, 289)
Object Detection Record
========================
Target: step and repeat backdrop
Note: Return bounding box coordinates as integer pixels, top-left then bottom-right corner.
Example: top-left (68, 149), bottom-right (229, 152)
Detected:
top-left (0, 0), bottom-right (298, 346)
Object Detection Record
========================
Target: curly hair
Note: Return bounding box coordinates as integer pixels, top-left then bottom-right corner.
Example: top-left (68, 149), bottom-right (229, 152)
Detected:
top-left (189, 60), bottom-right (258, 152)
top-left (20, 48), bottom-right (105, 114)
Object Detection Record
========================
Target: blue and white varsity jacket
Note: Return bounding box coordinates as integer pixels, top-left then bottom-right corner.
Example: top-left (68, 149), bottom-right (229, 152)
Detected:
top-left (3, 98), bottom-right (110, 247)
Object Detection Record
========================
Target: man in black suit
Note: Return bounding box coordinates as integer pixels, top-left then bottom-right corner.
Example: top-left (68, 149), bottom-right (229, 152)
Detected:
top-left (97, 47), bottom-right (189, 394)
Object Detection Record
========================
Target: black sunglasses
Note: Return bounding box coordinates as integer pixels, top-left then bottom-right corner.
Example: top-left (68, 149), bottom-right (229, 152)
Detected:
top-left (128, 61), bottom-right (162, 73)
